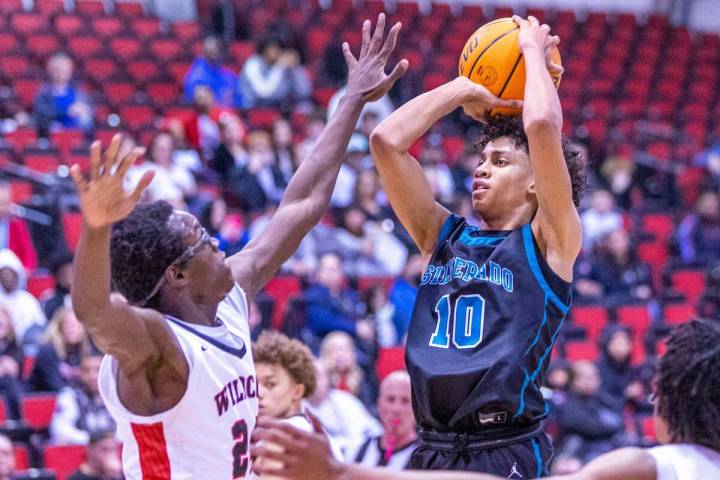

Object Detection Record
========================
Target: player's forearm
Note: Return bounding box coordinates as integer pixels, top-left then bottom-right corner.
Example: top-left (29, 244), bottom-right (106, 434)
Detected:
top-left (338, 464), bottom-right (503, 480)
top-left (280, 92), bottom-right (364, 213)
top-left (71, 224), bottom-right (113, 322)
top-left (372, 78), bottom-right (467, 153)
top-left (521, 45), bottom-right (562, 132)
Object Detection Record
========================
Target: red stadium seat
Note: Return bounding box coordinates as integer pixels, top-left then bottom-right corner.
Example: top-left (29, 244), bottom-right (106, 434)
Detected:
top-left (571, 306), bottom-right (608, 342)
top-left (36, 0), bottom-right (66, 15)
top-left (565, 342), bottom-right (599, 362)
top-left (91, 16), bottom-right (125, 38)
top-left (14, 445), bottom-right (29, 470)
top-left (44, 444), bottom-right (87, 480)
top-left (109, 37), bottom-right (143, 60)
top-left (617, 305), bottom-right (651, 341)
top-left (27, 274), bottom-right (56, 299)
top-left (75, 0), bottom-right (106, 16)
top-left (640, 416), bottom-right (656, 442)
top-left (13, 79), bottom-right (42, 110)
top-left (83, 57), bottom-right (120, 83)
top-left (664, 304), bottom-right (696, 326)
top-left (130, 17), bottom-right (161, 38)
top-left (229, 41), bottom-right (255, 65)
top-left (149, 39), bottom-right (183, 62)
top-left (313, 88), bottom-right (335, 109)
top-left (62, 212), bottom-right (84, 252)
top-left (147, 82), bottom-right (180, 107)
top-left (10, 182), bottom-right (33, 204)
top-left (0, 56), bottom-right (33, 79)
top-left (103, 82), bottom-right (137, 106)
top-left (25, 35), bottom-right (61, 60)
top-left (22, 393), bottom-right (57, 431)
top-left (173, 22), bottom-right (200, 41)
top-left (24, 152), bottom-right (59, 173)
top-left (126, 60), bottom-right (161, 84)
top-left (264, 276), bottom-right (302, 330)
top-left (357, 276), bottom-right (393, 293)
top-left (247, 109), bottom-right (280, 129)
top-left (376, 347), bottom-right (406, 380)
top-left (51, 130), bottom-right (86, 155)
top-left (68, 35), bottom-right (105, 59)
top-left (671, 270), bottom-right (705, 304)
top-left (55, 14), bottom-right (86, 37)
top-left (637, 242), bottom-right (667, 288)
top-left (115, 1), bottom-right (144, 17)
top-left (119, 105), bottom-right (156, 131)
top-left (0, 0), bottom-right (23, 14)
top-left (5, 129), bottom-right (39, 153)
top-left (11, 12), bottom-right (46, 35)
top-left (642, 214), bottom-right (673, 243)
top-left (168, 62), bottom-right (191, 85)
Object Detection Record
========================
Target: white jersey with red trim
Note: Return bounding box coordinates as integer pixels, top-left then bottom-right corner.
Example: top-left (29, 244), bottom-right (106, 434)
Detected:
top-left (99, 284), bottom-right (258, 480)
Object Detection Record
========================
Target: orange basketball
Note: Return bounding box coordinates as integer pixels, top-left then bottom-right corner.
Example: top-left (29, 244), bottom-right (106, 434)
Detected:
top-left (458, 18), bottom-right (562, 116)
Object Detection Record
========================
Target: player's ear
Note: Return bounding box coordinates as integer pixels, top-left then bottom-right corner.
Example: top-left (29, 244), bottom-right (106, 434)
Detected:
top-left (292, 383), bottom-right (305, 402)
top-left (166, 265), bottom-right (191, 287)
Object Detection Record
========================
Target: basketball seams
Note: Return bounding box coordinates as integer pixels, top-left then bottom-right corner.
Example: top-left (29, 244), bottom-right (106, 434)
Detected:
top-left (463, 25), bottom-right (519, 79)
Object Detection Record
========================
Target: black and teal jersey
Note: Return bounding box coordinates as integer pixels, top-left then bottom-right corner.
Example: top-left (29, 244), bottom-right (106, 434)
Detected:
top-left (406, 214), bottom-right (572, 432)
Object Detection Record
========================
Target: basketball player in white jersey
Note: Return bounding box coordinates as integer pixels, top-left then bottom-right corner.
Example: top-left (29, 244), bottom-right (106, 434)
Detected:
top-left (254, 318), bottom-right (720, 480)
top-left (69, 14), bottom-right (408, 479)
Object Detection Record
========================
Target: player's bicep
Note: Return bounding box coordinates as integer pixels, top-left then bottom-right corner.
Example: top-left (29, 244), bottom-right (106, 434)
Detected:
top-left (370, 138), bottom-right (450, 256)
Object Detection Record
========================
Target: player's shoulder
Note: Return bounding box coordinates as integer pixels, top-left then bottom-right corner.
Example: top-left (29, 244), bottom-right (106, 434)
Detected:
top-left (575, 447), bottom-right (656, 480)
top-left (217, 283), bottom-right (250, 326)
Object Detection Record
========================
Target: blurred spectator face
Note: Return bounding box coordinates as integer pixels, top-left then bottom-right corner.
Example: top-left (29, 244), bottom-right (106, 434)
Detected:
top-left (377, 372), bottom-right (415, 439)
top-left (0, 268), bottom-right (18, 294)
top-left (193, 85), bottom-right (214, 113)
top-left (247, 131), bottom-right (273, 155)
top-left (261, 41), bottom-right (283, 64)
top-left (697, 191), bottom-right (720, 222)
top-left (591, 190), bottom-right (615, 214)
top-left (210, 198), bottom-right (227, 231)
top-left (257, 362), bottom-right (303, 419)
top-left (202, 36), bottom-right (222, 63)
top-left (86, 434), bottom-right (121, 478)
top-left (359, 112), bottom-right (380, 138)
top-left (546, 363), bottom-right (570, 390)
top-left (61, 310), bottom-right (86, 345)
top-left (221, 116), bottom-right (245, 146)
top-left (607, 330), bottom-right (632, 363)
top-left (55, 260), bottom-right (74, 291)
top-left (316, 254), bottom-right (344, 291)
top-left (570, 361), bottom-right (601, 396)
top-left (48, 53), bottom-right (74, 86)
top-left (0, 435), bottom-right (14, 479)
top-left (606, 229), bottom-right (630, 259)
top-left (151, 133), bottom-right (174, 168)
top-left (356, 170), bottom-right (379, 202)
top-left (79, 355), bottom-right (102, 396)
top-left (0, 185), bottom-right (11, 219)
top-left (342, 207), bottom-right (367, 236)
top-left (322, 332), bottom-right (355, 374)
top-left (273, 119), bottom-right (293, 148)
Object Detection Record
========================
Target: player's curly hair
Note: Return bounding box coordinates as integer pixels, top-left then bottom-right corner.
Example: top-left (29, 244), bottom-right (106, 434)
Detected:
top-left (253, 331), bottom-right (317, 398)
top-left (656, 319), bottom-right (720, 451)
top-left (110, 201), bottom-right (186, 308)
top-left (474, 115), bottom-right (586, 207)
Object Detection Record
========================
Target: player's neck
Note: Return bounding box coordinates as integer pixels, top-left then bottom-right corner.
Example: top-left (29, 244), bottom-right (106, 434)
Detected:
top-left (161, 296), bottom-right (220, 327)
top-left (477, 202), bottom-right (535, 230)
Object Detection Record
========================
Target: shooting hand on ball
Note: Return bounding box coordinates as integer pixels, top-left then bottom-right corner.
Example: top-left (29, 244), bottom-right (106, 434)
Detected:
top-left (457, 76), bottom-right (523, 123)
top-left (513, 15), bottom-right (564, 76)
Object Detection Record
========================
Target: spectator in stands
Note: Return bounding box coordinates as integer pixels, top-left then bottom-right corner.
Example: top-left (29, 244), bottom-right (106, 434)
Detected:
top-left (574, 228), bottom-right (654, 307)
top-left (68, 431), bottom-right (122, 480)
top-left (694, 138), bottom-right (720, 188)
top-left (348, 371), bottom-right (417, 470)
top-left (599, 145), bottom-right (635, 210)
top-left (419, 139), bottom-right (455, 205)
top-left (319, 331), bottom-right (375, 405)
top-left (0, 182), bottom-right (37, 271)
top-left (272, 118), bottom-right (297, 185)
top-left (50, 353), bottom-right (115, 444)
top-left (304, 254), bottom-right (373, 342)
top-left (676, 190), bottom-right (720, 265)
top-left (364, 284), bottom-right (397, 348)
top-left (596, 325), bottom-right (636, 411)
top-left (0, 249), bottom-right (45, 345)
top-left (228, 130), bottom-right (284, 211)
top-left (0, 434), bottom-right (17, 480)
top-left (183, 36), bottom-right (239, 108)
top-left (581, 189), bottom-right (623, 252)
top-left (556, 361), bottom-right (626, 464)
top-left (126, 132), bottom-right (197, 208)
top-left (199, 197), bottom-right (247, 256)
top-left (331, 133), bottom-right (369, 209)
top-left (42, 251), bottom-right (74, 320)
top-left (388, 254), bottom-right (424, 345)
top-left (181, 85), bottom-right (231, 160)
top-left (304, 360), bottom-right (381, 455)
top-left (354, 169), bottom-right (390, 221)
top-left (0, 306), bottom-right (23, 419)
top-left (28, 307), bottom-right (92, 392)
top-left (210, 115), bottom-right (248, 184)
top-left (34, 52), bottom-right (93, 137)
top-left (238, 36), bottom-right (312, 109)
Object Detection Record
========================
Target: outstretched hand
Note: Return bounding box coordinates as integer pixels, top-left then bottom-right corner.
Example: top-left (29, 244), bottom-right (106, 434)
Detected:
top-left (344, 13), bottom-right (409, 102)
top-left (70, 134), bottom-right (154, 229)
top-left (513, 15), bottom-right (563, 76)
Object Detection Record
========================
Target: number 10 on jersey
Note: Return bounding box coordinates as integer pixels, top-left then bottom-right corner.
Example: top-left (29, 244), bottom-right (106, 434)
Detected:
top-left (429, 294), bottom-right (486, 349)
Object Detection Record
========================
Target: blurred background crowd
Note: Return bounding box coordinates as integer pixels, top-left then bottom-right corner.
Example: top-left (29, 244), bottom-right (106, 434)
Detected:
top-left (0, 0), bottom-right (719, 478)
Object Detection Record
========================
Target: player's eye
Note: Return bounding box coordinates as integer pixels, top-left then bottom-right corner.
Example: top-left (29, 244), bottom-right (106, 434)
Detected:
top-left (496, 158), bottom-right (507, 165)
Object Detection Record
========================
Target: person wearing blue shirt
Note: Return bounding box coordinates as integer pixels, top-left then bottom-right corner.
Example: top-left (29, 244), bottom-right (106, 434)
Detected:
top-left (183, 36), bottom-right (240, 108)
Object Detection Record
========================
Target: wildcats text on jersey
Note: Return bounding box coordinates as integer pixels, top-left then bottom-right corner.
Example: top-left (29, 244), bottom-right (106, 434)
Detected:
top-left (420, 256), bottom-right (514, 292)
top-left (214, 374), bottom-right (257, 417)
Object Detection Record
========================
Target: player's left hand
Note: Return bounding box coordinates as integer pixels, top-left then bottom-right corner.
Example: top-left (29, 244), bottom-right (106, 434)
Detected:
top-left (344, 13), bottom-right (409, 102)
top-left (253, 415), bottom-right (341, 480)
top-left (513, 15), bottom-right (563, 76)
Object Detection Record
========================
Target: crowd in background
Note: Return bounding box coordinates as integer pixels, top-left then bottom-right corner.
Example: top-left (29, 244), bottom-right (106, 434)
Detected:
top-left (0, 3), bottom-right (720, 478)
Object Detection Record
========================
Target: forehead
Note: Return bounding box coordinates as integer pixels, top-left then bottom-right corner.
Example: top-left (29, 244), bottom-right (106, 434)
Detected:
top-left (256, 363), bottom-right (292, 380)
top-left (380, 378), bottom-right (411, 397)
top-left (169, 211), bottom-right (201, 239)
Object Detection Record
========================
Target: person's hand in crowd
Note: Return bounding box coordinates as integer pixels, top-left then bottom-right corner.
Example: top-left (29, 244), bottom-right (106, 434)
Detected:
top-left (356, 319), bottom-right (375, 342)
top-left (69, 101), bottom-right (92, 124)
top-left (0, 356), bottom-right (18, 377)
top-left (625, 380), bottom-right (645, 402)
top-left (634, 285), bottom-right (653, 300)
top-left (278, 50), bottom-right (300, 68)
top-left (575, 278), bottom-right (603, 297)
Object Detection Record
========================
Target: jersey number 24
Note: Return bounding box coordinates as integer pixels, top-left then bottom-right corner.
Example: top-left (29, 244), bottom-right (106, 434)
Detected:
top-left (429, 294), bottom-right (485, 349)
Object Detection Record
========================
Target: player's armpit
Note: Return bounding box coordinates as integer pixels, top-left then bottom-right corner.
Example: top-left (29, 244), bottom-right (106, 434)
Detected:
top-left (370, 131), bottom-right (450, 258)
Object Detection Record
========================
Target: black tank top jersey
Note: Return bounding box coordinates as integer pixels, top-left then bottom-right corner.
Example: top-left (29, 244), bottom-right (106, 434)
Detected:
top-left (406, 214), bottom-right (572, 432)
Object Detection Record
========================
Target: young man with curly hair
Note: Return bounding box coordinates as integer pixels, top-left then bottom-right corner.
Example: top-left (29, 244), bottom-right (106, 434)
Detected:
top-left (368, 16), bottom-right (585, 476)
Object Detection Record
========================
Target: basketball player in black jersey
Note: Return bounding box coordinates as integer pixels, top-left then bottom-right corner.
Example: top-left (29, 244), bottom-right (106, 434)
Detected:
top-left (367, 16), bottom-right (585, 477)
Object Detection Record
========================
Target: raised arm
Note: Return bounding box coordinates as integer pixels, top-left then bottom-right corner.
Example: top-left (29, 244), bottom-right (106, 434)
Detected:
top-left (70, 138), bottom-right (180, 376)
top-left (515, 15), bottom-right (583, 280)
top-left (227, 13), bottom-right (408, 299)
top-left (370, 77), bottom-right (521, 258)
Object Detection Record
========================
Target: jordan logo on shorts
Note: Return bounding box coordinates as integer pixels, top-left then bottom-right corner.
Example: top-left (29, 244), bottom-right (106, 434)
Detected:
top-left (507, 462), bottom-right (523, 478)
